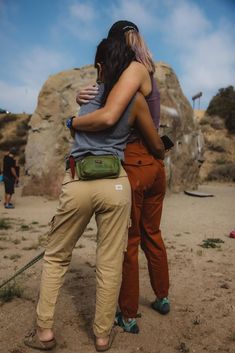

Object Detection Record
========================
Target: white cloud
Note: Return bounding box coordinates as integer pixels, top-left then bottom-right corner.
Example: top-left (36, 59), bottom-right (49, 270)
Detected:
top-left (69, 3), bottom-right (96, 22)
top-left (58, 1), bottom-right (100, 41)
top-left (0, 46), bottom-right (74, 113)
top-left (165, 1), bottom-right (211, 42)
top-left (0, 81), bottom-right (38, 113)
top-left (109, 0), bottom-right (156, 30)
top-left (16, 46), bottom-right (72, 87)
top-left (162, 0), bottom-right (235, 107)
top-left (182, 29), bottom-right (235, 91)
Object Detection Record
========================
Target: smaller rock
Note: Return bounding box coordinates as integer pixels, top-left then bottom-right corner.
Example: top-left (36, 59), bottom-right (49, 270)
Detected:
top-left (177, 342), bottom-right (190, 353)
top-left (220, 283), bottom-right (230, 289)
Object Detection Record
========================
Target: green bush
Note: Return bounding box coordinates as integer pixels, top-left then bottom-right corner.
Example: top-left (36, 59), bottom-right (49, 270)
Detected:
top-left (0, 137), bottom-right (27, 151)
top-left (16, 119), bottom-right (30, 137)
top-left (226, 109), bottom-right (235, 132)
top-left (0, 219), bottom-right (11, 230)
top-left (214, 158), bottom-right (227, 165)
top-left (0, 282), bottom-right (23, 303)
top-left (0, 114), bottom-right (16, 129)
top-left (206, 86), bottom-right (235, 134)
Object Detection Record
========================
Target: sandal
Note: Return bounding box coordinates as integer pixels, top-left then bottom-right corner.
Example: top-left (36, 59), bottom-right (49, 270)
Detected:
top-left (95, 329), bottom-right (116, 352)
top-left (24, 328), bottom-right (56, 351)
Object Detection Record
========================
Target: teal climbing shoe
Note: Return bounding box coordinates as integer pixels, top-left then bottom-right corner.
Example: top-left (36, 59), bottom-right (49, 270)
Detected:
top-left (151, 297), bottom-right (170, 315)
top-left (115, 312), bottom-right (139, 334)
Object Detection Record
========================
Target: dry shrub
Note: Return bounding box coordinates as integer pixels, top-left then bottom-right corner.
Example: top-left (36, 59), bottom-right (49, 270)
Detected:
top-left (210, 116), bottom-right (225, 130)
top-left (0, 219), bottom-right (11, 230)
top-left (200, 115), bottom-right (211, 125)
top-left (16, 119), bottom-right (30, 137)
top-left (0, 114), bottom-right (16, 129)
top-left (207, 163), bottom-right (235, 182)
top-left (0, 137), bottom-right (27, 151)
top-left (206, 137), bottom-right (228, 152)
top-left (0, 282), bottom-right (23, 302)
top-left (214, 157), bottom-right (228, 165)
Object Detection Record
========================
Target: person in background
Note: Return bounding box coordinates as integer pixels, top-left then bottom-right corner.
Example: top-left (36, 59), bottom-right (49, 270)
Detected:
top-left (75, 20), bottom-right (170, 334)
top-left (3, 148), bottom-right (19, 209)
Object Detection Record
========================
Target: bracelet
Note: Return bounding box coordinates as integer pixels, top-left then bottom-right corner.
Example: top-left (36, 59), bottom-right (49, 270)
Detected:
top-left (66, 116), bottom-right (75, 129)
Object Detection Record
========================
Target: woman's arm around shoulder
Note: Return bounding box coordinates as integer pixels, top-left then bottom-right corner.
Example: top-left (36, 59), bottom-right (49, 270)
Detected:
top-left (72, 62), bottom-right (149, 131)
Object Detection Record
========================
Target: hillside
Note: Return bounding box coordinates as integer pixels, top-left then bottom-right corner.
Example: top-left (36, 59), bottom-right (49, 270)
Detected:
top-left (0, 113), bottom-right (30, 172)
top-left (194, 110), bottom-right (235, 182)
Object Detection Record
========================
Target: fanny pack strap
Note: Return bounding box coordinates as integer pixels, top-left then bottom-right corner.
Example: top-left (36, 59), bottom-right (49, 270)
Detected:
top-left (68, 156), bottom-right (75, 179)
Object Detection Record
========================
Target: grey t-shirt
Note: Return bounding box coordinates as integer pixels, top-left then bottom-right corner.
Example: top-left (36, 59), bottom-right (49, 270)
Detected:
top-left (70, 84), bottom-right (134, 161)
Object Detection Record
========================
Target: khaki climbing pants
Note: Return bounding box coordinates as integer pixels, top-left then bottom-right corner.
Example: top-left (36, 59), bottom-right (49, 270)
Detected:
top-left (36, 167), bottom-right (131, 338)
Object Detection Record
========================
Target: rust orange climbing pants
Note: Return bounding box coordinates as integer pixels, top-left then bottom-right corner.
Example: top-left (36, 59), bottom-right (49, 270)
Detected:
top-left (119, 141), bottom-right (169, 318)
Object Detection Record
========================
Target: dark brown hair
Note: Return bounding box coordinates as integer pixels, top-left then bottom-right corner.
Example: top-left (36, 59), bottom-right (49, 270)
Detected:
top-left (94, 38), bottom-right (136, 105)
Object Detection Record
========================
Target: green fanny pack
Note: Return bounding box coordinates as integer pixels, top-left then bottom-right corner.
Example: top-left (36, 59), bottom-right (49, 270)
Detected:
top-left (76, 155), bottom-right (121, 180)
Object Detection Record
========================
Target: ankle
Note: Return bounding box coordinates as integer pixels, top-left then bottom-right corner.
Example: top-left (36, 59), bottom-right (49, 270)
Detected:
top-left (96, 336), bottom-right (109, 345)
top-left (37, 327), bottom-right (54, 342)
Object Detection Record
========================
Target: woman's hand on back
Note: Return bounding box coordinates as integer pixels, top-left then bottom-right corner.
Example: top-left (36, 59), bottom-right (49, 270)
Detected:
top-left (76, 84), bottom-right (99, 105)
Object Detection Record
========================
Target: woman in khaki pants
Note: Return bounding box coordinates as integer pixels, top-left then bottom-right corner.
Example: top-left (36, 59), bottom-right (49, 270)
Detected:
top-left (24, 38), bottom-right (164, 352)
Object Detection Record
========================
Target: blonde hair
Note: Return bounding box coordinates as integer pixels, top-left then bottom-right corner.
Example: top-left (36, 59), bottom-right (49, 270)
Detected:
top-left (124, 30), bottom-right (155, 73)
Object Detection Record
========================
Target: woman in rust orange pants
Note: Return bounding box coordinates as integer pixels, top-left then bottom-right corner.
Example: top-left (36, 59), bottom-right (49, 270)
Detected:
top-left (118, 140), bottom-right (169, 333)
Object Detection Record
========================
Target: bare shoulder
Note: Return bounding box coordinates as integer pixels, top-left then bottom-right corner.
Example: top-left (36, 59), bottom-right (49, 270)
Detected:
top-left (122, 62), bottom-right (151, 95)
top-left (127, 61), bottom-right (148, 75)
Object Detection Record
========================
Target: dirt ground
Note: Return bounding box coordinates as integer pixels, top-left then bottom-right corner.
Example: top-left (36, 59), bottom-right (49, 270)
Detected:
top-left (0, 180), bottom-right (234, 353)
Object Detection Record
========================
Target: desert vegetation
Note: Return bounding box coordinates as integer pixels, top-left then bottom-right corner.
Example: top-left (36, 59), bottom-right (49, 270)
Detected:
top-left (197, 87), bottom-right (235, 182)
top-left (206, 85), bottom-right (235, 134)
top-left (0, 113), bottom-right (30, 170)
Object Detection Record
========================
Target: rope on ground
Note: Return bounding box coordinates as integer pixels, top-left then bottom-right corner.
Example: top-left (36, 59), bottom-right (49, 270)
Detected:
top-left (0, 250), bottom-right (45, 289)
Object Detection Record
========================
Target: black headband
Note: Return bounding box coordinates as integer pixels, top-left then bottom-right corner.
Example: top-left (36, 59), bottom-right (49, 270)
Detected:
top-left (108, 20), bottom-right (139, 39)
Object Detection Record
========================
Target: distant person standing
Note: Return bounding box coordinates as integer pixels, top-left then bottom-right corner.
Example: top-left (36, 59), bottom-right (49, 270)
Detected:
top-left (3, 148), bottom-right (19, 209)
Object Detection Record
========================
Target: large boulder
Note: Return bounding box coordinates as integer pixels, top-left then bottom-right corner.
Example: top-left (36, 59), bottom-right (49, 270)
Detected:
top-left (23, 62), bottom-right (202, 198)
top-left (156, 62), bottom-right (203, 192)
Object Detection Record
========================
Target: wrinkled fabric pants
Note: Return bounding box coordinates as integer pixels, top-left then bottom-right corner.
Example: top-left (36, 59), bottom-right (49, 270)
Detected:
top-left (119, 141), bottom-right (169, 318)
top-left (36, 167), bottom-right (131, 337)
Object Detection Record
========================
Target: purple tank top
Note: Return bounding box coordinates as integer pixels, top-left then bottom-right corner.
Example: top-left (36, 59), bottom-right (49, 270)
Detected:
top-left (127, 74), bottom-right (160, 143)
top-left (145, 75), bottom-right (160, 128)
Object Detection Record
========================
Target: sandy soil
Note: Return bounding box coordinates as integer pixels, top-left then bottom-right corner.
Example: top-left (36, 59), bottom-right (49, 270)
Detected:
top-left (0, 181), bottom-right (234, 353)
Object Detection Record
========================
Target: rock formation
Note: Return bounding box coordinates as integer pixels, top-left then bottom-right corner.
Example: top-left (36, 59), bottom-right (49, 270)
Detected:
top-left (156, 62), bottom-right (203, 192)
top-left (23, 62), bottom-right (202, 198)
top-left (195, 110), bottom-right (235, 182)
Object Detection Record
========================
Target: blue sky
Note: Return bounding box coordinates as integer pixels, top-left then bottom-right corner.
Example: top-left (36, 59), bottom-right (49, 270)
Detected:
top-left (0, 0), bottom-right (235, 113)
